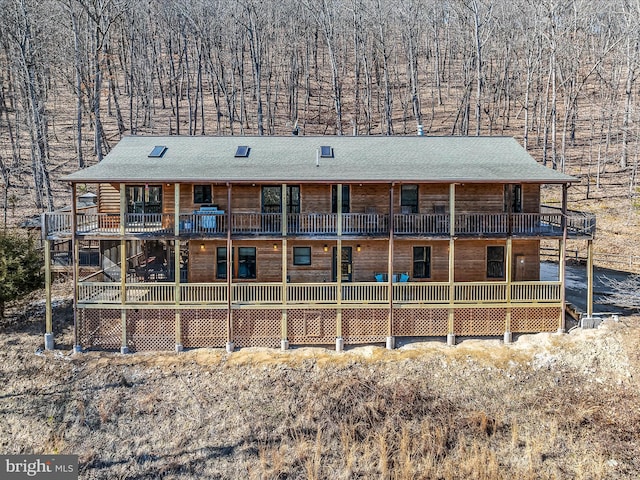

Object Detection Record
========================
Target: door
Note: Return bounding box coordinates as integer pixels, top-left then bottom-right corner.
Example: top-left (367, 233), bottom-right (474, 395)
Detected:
top-left (332, 246), bottom-right (352, 282)
top-left (261, 185), bottom-right (300, 233)
top-left (126, 185), bottom-right (162, 214)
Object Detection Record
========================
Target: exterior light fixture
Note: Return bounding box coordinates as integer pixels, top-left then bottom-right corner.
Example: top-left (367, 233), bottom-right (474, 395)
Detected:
top-left (200, 243), bottom-right (205, 251)
top-left (273, 243), bottom-right (278, 250)
top-left (323, 244), bottom-right (329, 252)
top-left (356, 244), bottom-right (361, 252)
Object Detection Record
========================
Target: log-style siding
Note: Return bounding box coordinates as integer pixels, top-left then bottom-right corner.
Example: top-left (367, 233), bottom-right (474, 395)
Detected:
top-left (452, 239), bottom-right (540, 282)
top-left (185, 238), bottom-right (539, 284)
top-left (522, 184), bottom-right (540, 213)
top-left (98, 183), bottom-right (120, 213)
top-left (96, 182), bottom-right (541, 216)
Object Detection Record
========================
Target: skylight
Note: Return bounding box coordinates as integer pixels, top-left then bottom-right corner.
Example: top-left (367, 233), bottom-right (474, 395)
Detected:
top-left (235, 145), bottom-right (250, 157)
top-left (320, 146), bottom-right (333, 158)
top-left (148, 146), bottom-right (167, 158)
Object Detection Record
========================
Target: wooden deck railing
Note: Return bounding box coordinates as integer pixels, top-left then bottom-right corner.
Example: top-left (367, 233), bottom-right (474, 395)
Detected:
top-left (44, 206), bottom-right (595, 238)
top-left (124, 213), bottom-right (174, 234)
top-left (454, 282), bottom-right (507, 302)
top-left (179, 213), bottom-right (227, 235)
top-left (76, 281), bottom-right (562, 305)
top-left (44, 212), bottom-right (73, 237)
top-left (511, 213), bottom-right (563, 236)
top-left (393, 282), bottom-right (450, 303)
top-left (541, 205), bottom-right (596, 238)
top-left (78, 282), bottom-right (122, 303)
top-left (233, 283), bottom-right (282, 303)
top-left (181, 283), bottom-right (227, 303)
top-left (287, 213), bottom-right (337, 235)
top-left (342, 213), bottom-right (389, 235)
top-left (455, 213), bottom-right (508, 235)
top-left (287, 283), bottom-right (337, 303)
top-left (342, 282), bottom-right (389, 303)
top-left (511, 281), bottom-right (561, 302)
top-left (232, 213), bottom-right (281, 234)
top-left (394, 214), bottom-right (449, 235)
top-left (126, 284), bottom-right (174, 303)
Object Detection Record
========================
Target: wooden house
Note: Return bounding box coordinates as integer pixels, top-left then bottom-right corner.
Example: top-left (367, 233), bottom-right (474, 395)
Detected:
top-left (42, 136), bottom-right (596, 352)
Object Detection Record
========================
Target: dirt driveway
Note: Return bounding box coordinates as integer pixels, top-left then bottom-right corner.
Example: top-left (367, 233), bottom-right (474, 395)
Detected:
top-left (541, 261), bottom-right (636, 315)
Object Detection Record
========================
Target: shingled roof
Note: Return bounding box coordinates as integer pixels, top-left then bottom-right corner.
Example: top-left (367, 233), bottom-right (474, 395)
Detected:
top-left (63, 135), bottom-right (577, 184)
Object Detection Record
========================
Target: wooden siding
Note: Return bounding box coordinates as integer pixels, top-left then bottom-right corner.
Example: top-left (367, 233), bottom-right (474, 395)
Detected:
top-left (179, 184), bottom-right (228, 213)
top-left (96, 182), bottom-right (540, 216)
top-left (512, 239), bottom-right (540, 281)
top-left (186, 238), bottom-right (539, 283)
top-left (456, 184), bottom-right (503, 213)
top-left (301, 185), bottom-right (331, 213)
top-left (98, 183), bottom-right (120, 213)
top-left (393, 240), bottom-right (450, 282)
top-left (352, 184), bottom-right (389, 214)
top-left (453, 239), bottom-right (540, 282)
top-left (287, 241), bottom-right (334, 283)
top-left (522, 184), bottom-right (540, 213)
top-left (163, 184), bottom-right (175, 214)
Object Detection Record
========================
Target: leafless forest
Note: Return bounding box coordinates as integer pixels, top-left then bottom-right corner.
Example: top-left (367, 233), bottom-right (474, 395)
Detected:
top-left (1, 0), bottom-right (639, 217)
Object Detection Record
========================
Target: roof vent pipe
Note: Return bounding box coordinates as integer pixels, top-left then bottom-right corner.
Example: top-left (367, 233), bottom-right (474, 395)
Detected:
top-left (417, 124), bottom-right (424, 136)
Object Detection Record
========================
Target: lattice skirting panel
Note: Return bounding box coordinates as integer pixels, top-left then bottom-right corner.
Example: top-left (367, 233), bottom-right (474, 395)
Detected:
top-left (393, 309), bottom-right (449, 337)
top-left (342, 309), bottom-right (388, 344)
top-left (126, 309), bottom-right (175, 352)
top-left (288, 309), bottom-right (337, 345)
top-left (232, 310), bottom-right (281, 348)
top-left (511, 307), bottom-right (560, 333)
top-left (454, 308), bottom-right (507, 336)
top-left (79, 308), bottom-right (121, 350)
top-left (181, 309), bottom-right (227, 348)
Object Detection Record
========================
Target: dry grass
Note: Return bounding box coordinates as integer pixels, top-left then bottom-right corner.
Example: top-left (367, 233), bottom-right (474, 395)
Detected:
top-left (1, 294), bottom-right (639, 478)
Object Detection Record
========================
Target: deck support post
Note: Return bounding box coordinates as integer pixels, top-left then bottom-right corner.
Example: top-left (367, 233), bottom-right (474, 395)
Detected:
top-left (120, 309), bottom-right (129, 354)
top-left (504, 237), bottom-right (513, 343)
top-left (587, 239), bottom-right (594, 318)
top-left (387, 183), bottom-right (394, 347)
top-left (44, 237), bottom-right (54, 350)
top-left (559, 184), bottom-right (568, 333)
top-left (336, 184), bottom-right (343, 351)
top-left (174, 241), bottom-right (182, 352)
top-left (226, 183), bottom-right (233, 352)
top-left (71, 183), bottom-right (82, 353)
top-left (447, 183), bottom-right (456, 346)
top-left (120, 239), bottom-right (129, 354)
top-left (174, 184), bottom-right (183, 352)
top-left (281, 184), bottom-right (288, 350)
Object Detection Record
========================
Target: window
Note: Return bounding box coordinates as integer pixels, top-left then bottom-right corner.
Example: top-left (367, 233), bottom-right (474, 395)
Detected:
top-left (238, 247), bottom-right (256, 279)
top-left (261, 186), bottom-right (300, 214)
top-left (413, 246), bottom-right (431, 279)
top-left (487, 246), bottom-right (505, 279)
top-left (504, 184), bottom-right (522, 213)
top-left (320, 145), bottom-right (334, 158)
top-left (235, 145), bottom-right (250, 157)
top-left (193, 185), bottom-right (212, 204)
top-left (216, 247), bottom-right (228, 279)
top-left (331, 185), bottom-right (350, 213)
top-left (293, 247), bottom-right (311, 265)
top-left (148, 146), bottom-right (167, 158)
top-left (126, 185), bottom-right (162, 214)
top-left (401, 185), bottom-right (419, 213)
